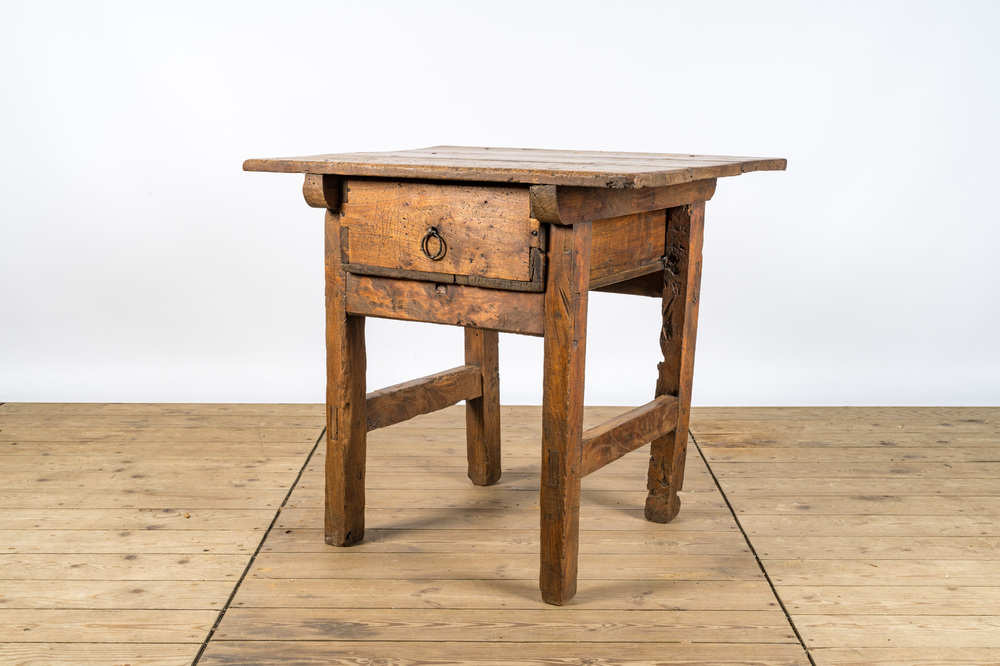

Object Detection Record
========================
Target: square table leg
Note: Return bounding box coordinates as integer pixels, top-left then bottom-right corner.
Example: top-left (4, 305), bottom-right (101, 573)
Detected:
top-left (324, 210), bottom-right (368, 546)
top-left (645, 202), bottom-right (705, 523)
top-left (539, 221), bottom-right (592, 605)
top-left (465, 328), bottom-right (501, 486)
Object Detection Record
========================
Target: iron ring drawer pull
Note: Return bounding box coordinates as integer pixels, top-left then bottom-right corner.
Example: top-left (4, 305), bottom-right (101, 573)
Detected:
top-left (420, 226), bottom-right (447, 261)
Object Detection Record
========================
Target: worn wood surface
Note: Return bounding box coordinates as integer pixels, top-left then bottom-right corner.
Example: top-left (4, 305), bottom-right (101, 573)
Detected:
top-left (538, 222), bottom-right (592, 605)
top-left (324, 209), bottom-right (368, 547)
top-left (646, 202), bottom-right (706, 523)
top-left (340, 179), bottom-right (538, 284)
top-left (301, 173), bottom-right (341, 210)
top-left (245, 145), bottom-right (786, 189)
top-left (589, 209), bottom-right (666, 289)
top-left (464, 328), bottom-right (501, 486)
top-left (345, 273), bottom-right (545, 335)
top-left (530, 178), bottom-right (716, 225)
top-left (365, 365), bottom-right (481, 431)
top-left (581, 395), bottom-right (679, 477)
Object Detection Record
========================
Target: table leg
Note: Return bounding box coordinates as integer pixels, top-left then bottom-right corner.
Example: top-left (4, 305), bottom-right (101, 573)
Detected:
top-left (324, 210), bottom-right (368, 546)
top-left (465, 328), bottom-right (501, 486)
top-left (645, 202), bottom-right (705, 523)
top-left (540, 222), bottom-right (592, 605)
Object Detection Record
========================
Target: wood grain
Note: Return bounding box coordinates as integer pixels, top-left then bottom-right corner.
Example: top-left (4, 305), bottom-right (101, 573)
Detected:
top-left (324, 209), bottom-right (368, 547)
top-left (581, 395), bottom-right (679, 477)
top-left (345, 273), bottom-right (545, 335)
top-left (530, 178), bottom-right (716, 225)
top-left (646, 202), bottom-right (706, 523)
top-left (340, 179), bottom-right (536, 283)
top-left (365, 365), bottom-right (481, 431)
top-left (589, 209), bottom-right (667, 289)
top-left (302, 173), bottom-right (341, 209)
top-left (464, 328), bottom-right (501, 486)
top-left (539, 222), bottom-right (592, 605)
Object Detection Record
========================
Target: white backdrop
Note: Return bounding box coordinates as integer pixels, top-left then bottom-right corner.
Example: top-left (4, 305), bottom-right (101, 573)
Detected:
top-left (2, 1), bottom-right (998, 406)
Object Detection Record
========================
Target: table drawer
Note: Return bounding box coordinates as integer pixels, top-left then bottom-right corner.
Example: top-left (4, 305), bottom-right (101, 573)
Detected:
top-left (339, 179), bottom-right (545, 291)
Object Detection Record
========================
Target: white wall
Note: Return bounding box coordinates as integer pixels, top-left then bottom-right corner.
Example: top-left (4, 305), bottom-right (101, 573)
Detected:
top-left (2, 1), bottom-right (997, 406)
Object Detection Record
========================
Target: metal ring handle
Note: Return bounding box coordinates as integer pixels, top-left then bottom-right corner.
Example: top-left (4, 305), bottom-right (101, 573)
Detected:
top-left (420, 226), bottom-right (447, 261)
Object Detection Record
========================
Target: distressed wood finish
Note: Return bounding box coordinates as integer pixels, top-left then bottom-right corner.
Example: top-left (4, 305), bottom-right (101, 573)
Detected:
top-left (365, 365), bottom-right (481, 432)
top-left (539, 222), bottom-right (592, 605)
top-left (302, 173), bottom-right (341, 210)
top-left (589, 210), bottom-right (667, 289)
top-left (530, 178), bottom-right (716, 225)
top-left (646, 202), bottom-right (706, 524)
top-left (324, 210), bottom-right (368, 546)
top-left (465, 328), bottom-right (501, 486)
top-left (245, 146), bottom-right (786, 189)
top-left (345, 273), bottom-right (545, 336)
top-left (340, 179), bottom-right (539, 285)
top-left (581, 395), bottom-right (679, 477)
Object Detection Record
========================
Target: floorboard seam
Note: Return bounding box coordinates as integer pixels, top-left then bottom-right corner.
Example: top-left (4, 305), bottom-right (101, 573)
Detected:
top-left (191, 425), bottom-right (326, 665)
top-left (691, 429), bottom-right (817, 666)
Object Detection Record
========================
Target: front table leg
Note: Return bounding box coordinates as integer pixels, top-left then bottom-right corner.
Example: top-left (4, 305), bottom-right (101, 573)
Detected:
top-left (540, 222), bottom-right (592, 605)
top-left (645, 202), bottom-right (705, 523)
top-left (325, 210), bottom-right (368, 546)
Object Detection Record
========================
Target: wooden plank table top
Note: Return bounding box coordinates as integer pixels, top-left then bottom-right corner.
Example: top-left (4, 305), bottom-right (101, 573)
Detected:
top-left (243, 145), bottom-right (787, 188)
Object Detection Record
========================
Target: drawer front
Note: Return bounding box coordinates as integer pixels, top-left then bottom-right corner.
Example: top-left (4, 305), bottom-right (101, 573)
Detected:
top-left (339, 180), bottom-right (543, 289)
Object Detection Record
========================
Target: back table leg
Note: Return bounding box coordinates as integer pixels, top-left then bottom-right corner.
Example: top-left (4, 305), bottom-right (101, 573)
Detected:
top-left (465, 328), bottom-right (501, 486)
top-left (645, 202), bottom-right (705, 523)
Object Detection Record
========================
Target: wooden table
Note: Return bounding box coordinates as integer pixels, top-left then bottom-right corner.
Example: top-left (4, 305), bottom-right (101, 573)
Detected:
top-left (244, 146), bottom-right (786, 605)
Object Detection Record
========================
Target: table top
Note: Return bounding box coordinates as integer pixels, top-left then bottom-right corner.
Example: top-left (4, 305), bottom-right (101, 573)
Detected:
top-left (244, 146), bottom-right (786, 189)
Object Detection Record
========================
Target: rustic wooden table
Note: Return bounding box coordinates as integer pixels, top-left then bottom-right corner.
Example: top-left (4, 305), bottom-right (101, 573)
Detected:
top-left (244, 146), bottom-right (785, 605)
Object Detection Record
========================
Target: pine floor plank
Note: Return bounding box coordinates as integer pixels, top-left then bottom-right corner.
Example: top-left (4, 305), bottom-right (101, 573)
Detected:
top-left (0, 579), bottom-right (237, 610)
top-left (0, 529), bottom-right (261, 553)
top-left (0, 508), bottom-right (278, 530)
top-left (0, 488), bottom-right (289, 509)
top-left (260, 527), bottom-right (751, 555)
top-left (215, 607), bottom-right (797, 643)
top-left (0, 643), bottom-right (197, 666)
top-left (811, 647), bottom-right (1000, 665)
top-left (713, 477), bottom-right (1000, 497)
top-left (778, 585), bottom-right (1000, 615)
top-left (750, 535), bottom-right (1000, 560)
top-left (229, 577), bottom-right (779, 611)
top-left (0, 609), bottom-right (219, 642)
top-left (198, 641), bottom-right (811, 665)
top-left (794, 614), bottom-right (1000, 648)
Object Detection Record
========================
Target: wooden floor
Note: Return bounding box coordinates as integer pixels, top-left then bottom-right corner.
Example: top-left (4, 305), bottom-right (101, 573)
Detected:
top-left (0, 404), bottom-right (996, 665)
